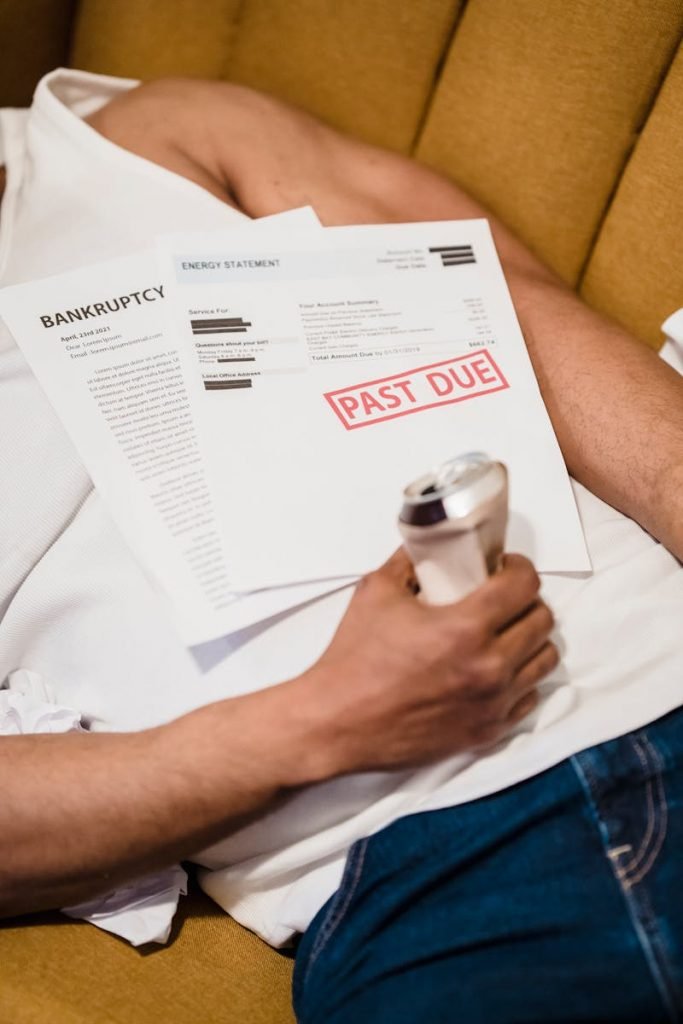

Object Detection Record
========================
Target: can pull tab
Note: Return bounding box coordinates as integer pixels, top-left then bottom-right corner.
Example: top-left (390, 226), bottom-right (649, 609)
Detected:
top-left (431, 452), bottom-right (490, 492)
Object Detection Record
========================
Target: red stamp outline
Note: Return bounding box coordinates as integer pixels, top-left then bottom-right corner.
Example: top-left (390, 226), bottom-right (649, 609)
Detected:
top-left (324, 348), bottom-right (509, 430)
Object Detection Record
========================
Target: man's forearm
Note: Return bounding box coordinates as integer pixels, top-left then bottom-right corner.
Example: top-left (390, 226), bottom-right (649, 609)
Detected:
top-left (0, 684), bottom-right (326, 917)
top-left (1, 552), bottom-right (555, 918)
top-left (503, 270), bottom-right (683, 562)
top-left (296, 128), bottom-right (683, 560)
top-left (407, 165), bottom-right (683, 558)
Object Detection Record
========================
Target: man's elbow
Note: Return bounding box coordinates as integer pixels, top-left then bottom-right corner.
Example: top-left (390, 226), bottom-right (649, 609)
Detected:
top-left (0, 874), bottom-right (39, 919)
top-left (0, 865), bottom-right (68, 920)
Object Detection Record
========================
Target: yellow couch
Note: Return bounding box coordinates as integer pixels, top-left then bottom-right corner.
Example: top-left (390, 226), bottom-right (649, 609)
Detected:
top-left (1, 2), bottom-right (682, 1021)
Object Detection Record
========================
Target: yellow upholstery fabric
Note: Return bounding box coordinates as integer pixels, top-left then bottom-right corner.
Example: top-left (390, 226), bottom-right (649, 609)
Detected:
top-left (416, 0), bottom-right (683, 283)
top-left (2, 2), bottom-right (683, 1021)
top-left (581, 43), bottom-right (683, 349)
top-left (71, 0), bottom-right (244, 83)
top-left (0, 884), bottom-right (295, 1024)
top-left (219, 0), bottom-right (463, 150)
top-left (71, 0), bottom-right (464, 152)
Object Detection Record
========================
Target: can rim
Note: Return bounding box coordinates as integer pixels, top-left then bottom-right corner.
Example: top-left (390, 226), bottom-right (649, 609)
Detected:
top-left (402, 452), bottom-right (492, 505)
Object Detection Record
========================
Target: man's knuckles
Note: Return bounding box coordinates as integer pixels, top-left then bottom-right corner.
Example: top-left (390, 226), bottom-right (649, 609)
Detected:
top-left (525, 642), bottom-right (560, 681)
top-left (469, 718), bottom-right (507, 748)
top-left (456, 651), bottom-right (512, 701)
top-left (435, 612), bottom-right (488, 652)
top-left (503, 645), bottom-right (557, 708)
top-left (508, 690), bottom-right (540, 725)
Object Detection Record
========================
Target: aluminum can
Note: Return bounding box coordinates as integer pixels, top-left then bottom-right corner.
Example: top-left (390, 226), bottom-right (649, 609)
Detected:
top-left (398, 452), bottom-right (508, 605)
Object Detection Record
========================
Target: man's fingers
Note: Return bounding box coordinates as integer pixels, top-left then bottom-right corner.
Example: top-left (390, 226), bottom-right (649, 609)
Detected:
top-left (504, 641), bottom-right (560, 715)
top-left (503, 638), bottom-right (559, 726)
top-left (455, 553), bottom-right (540, 632)
top-left (494, 599), bottom-right (555, 669)
top-left (370, 551), bottom-right (544, 617)
top-left (506, 690), bottom-right (540, 725)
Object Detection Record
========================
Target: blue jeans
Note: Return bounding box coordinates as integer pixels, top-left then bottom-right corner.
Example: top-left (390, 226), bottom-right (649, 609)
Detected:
top-left (293, 707), bottom-right (683, 1023)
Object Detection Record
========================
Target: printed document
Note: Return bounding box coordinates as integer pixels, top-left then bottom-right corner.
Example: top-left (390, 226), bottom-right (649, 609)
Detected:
top-left (0, 210), bottom-right (351, 646)
top-left (159, 219), bottom-right (590, 590)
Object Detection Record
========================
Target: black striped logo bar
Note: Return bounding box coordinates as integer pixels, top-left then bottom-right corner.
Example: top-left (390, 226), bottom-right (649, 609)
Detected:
top-left (191, 317), bottom-right (252, 335)
top-left (203, 379), bottom-right (253, 391)
top-left (428, 245), bottom-right (476, 267)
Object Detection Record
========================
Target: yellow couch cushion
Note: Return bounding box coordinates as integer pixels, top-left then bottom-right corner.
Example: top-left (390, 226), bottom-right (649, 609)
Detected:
top-left (71, 0), bottom-right (464, 152)
top-left (0, 885), bottom-right (295, 1024)
top-left (415, 0), bottom-right (683, 284)
top-left (226, 0), bottom-right (463, 151)
top-left (71, 0), bottom-right (243, 84)
top-left (581, 44), bottom-right (683, 349)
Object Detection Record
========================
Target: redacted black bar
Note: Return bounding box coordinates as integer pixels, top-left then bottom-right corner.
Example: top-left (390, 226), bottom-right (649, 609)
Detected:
top-left (428, 243), bottom-right (477, 267)
top-left (428, 245), bottom-right (474, 254)
top-left (193, 327), bottom-right (248, 333)
top-left (203, 379), bottom-right (253, 390)
top-left (191, 316), bottom-right (252, 335)
top-left (191, 318), bottom-right (252, 325)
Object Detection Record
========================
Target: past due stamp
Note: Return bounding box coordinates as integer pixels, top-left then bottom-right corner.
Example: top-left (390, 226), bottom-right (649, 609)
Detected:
top-left (324, 348), bottom-right (509, 430)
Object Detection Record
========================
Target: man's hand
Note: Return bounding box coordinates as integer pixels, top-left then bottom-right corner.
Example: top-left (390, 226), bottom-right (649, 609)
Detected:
top-left (0, 550), bottom-right (555, 917)
top-left (288, 549), bottom-right (557, 779)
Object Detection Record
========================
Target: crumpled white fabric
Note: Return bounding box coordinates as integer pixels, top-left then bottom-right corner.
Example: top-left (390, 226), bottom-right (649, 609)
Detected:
top-left (62, 864), bottom-right (188, 946)
top-left (1, 668), bottom-right (85, 733)
top-left (662, 307), bottom-right (683, 342)
top-left (1, 668), bottom-right (187, 945)
top-left (662, 308), bottom-right (683, 373)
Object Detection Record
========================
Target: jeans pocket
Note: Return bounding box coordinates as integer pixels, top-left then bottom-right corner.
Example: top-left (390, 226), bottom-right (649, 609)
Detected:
top-left (298, 836), bottom-right (370, 991)
top-left (573, 725), bottom-right (681, 1020)
top-left (606, 733), bottom-right (668, 891)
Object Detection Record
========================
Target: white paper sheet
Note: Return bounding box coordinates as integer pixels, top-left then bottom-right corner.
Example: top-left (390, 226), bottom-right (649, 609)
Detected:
top-left (0, 209), bottom-right (354, 645)
top-left (159, 219), bottom-right (590, 590)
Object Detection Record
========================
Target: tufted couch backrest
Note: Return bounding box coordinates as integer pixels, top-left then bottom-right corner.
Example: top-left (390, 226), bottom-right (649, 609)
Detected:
top-left (1, 0), bottom-right (682, 348)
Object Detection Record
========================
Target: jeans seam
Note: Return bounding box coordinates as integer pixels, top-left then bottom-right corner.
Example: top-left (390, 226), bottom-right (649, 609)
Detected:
top-left (571, 738), bottom-right (679, 1022)
top-left (620, 737), bottom-right (668, 887)
top-left (612, 737), bottom-right (657, 877)
top-left (302, 837), bottom-right (370, 988)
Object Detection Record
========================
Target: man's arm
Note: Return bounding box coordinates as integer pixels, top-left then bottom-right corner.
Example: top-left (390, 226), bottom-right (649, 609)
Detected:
top-left (88, 80), bottom-right (683, 561)
top-left (1, 553), bottom-right (554, 918)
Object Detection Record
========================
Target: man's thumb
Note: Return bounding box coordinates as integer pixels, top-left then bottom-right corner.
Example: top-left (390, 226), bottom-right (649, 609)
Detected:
top-left (374, 546), bottom-right (418, 594)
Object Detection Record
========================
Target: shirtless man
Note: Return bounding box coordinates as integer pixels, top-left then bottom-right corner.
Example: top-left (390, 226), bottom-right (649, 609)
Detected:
top-left (1, 76), bottom-right (682, 1022)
